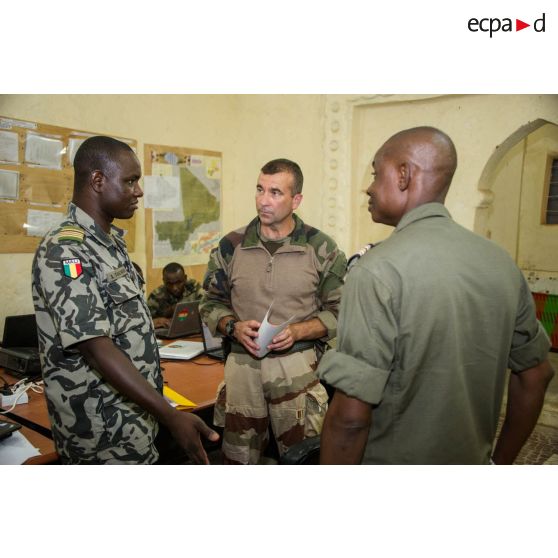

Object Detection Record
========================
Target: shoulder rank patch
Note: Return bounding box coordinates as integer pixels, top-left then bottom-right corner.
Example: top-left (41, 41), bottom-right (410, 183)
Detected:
top-left (57, 226), bottom-right (85, 243)
top-left (62, 258), bottom-right (83, 279)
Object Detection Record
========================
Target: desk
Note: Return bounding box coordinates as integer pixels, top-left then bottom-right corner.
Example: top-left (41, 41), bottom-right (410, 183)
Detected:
top-left (0, 353), bottom-right (224, 457)
top-left (162, 355), bottom-right (224, 410)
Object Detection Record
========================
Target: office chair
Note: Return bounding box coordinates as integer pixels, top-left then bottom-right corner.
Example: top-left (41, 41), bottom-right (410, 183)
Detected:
top-left (279, 435), bottom-right (320, 465)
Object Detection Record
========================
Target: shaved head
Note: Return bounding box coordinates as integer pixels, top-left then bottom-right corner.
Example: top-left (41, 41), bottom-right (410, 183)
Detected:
top-left (367, 127), bottom-right (458, 226)
top-left (380, 126), bottom-right (457, 200)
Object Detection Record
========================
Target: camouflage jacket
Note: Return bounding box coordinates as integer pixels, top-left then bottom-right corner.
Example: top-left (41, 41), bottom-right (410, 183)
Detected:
top-left (147, 279), bottom-right (202, 319)
top-left (32, 203), bottom-right (162, 464)
top-left (200, 214), bottom-right (347, 340)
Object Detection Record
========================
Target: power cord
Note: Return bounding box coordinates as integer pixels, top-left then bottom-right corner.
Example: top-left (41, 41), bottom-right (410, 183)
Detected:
top-left (0, 378), bottom-right (44, 414)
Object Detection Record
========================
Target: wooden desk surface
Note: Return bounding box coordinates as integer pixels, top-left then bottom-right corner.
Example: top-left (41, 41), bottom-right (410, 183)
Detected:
top-left (162, 355), bottom-right (223, 410)
top-left (1, 354), bottom-right (224, 435)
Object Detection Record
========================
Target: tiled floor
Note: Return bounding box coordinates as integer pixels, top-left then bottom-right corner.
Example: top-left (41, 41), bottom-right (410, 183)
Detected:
top-left (504, 351), bottom-right (558, 465)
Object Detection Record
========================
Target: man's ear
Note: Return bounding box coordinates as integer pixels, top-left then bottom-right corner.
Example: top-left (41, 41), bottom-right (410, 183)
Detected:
top-left (292, 193), bottom-right (303, 211)
top-left (90, 170), bottom-right (104, 193)
top-left (398, 162), bottom-right (410, 191)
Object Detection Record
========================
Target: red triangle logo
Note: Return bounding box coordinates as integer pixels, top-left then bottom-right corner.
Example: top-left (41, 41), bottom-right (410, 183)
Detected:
top-left (516, 19), bottom-right (530, 31)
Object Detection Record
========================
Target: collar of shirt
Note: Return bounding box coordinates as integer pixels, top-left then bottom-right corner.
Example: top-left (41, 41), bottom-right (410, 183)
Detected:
top-left (243, 213), bottom-right (308, 249)
top-left (395, 202), bottom-right (451, 233)
top-left (68, 202), bottom-right (126, 249)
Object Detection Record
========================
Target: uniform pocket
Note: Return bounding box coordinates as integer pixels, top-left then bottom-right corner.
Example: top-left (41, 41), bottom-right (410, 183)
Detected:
top-left (104, 275), bottom-right (144, 336)
top-left (304, 382), bottom-right (329, 437)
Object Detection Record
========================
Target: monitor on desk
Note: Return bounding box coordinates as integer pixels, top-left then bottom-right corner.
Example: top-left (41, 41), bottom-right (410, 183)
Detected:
top-left (0, 314), bottom-right (41, 378)
top-left (2, 314), bottom-right (39, 349)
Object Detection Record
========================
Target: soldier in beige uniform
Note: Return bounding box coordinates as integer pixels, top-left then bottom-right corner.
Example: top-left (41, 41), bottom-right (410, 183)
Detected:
top-left (200, 158), bottom-right (347, 464)
top-left (32, 136), bottom-right (218, 464)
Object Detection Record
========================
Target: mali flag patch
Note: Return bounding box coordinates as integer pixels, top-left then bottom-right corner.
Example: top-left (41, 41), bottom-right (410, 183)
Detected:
top-left (62, 258), bottom-right (83, 279)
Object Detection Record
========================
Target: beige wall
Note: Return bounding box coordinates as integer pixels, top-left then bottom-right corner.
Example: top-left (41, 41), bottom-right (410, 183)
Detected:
top-left (0, 94), bottom-right (326, 336)
top-left (350, 94), bottom-right (558, 252)
top-left (478, 138), bottom-right (525, 258)
top-left (479, 123), bottom-right (558, 262)
top-left (517, 124), bottom-right (558, 272)
top-left (1, 94), bottom-right (558, 336)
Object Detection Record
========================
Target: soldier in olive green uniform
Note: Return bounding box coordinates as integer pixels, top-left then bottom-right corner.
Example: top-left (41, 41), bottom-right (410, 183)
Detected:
top-left (32, 136), bottom-right (217, 464)
top-left (200, 159), bottom-right (346, 464)
top-left (147, 262), bottom-right (202, 326)
top-left (318, 127), bottom-right (555, 465)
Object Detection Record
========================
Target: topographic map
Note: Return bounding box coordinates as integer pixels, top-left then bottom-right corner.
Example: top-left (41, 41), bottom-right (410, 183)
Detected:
top-left (150, 155), bottom-right (221, 266)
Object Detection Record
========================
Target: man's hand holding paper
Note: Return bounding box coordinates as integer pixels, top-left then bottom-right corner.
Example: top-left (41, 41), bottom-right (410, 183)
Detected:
top-left (234, 319), bottom-right (262, 357)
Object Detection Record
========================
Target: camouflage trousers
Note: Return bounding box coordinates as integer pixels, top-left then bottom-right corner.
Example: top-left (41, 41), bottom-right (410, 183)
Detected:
top-left (216, 348), bottom-right (329, 464)
top-left (57, 439), bottom-right (159, 464)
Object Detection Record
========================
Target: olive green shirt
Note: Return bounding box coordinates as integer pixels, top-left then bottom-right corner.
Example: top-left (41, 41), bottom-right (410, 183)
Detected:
top-left (318, 203), bottom-right (550, 464)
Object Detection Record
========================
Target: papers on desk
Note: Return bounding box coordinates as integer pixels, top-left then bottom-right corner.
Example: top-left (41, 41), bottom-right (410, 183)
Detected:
top-left (158, 340), bottom-right (203, 360)
top-left (0, 431), bottom-right (41, 465)
top-left (163, 385), bottom-right (197, 410)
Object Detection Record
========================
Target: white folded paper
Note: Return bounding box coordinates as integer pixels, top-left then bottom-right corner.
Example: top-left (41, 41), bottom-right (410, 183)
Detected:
top-left (256, 302), bottom-right (296, 358)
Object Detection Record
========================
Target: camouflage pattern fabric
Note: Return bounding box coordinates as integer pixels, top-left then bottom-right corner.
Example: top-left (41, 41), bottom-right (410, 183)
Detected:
top-left (222, 349), bottom-right (328, 464)
top-left (147, 279), bottom-right (202, 319)
top-left (32, 203), bottom-right (162, 464)
top-left (200, 214), bottom-right (347, 336)
top-left (199, 214), bottom-right (346, 464)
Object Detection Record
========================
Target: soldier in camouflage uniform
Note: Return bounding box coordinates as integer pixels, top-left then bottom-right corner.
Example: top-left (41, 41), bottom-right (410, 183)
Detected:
top-left (200, 158), bottom-right (347, 464)
top-left (147, 262), bottom-right (202, 328)
top-left (32, 136), bottom-right (218, 464)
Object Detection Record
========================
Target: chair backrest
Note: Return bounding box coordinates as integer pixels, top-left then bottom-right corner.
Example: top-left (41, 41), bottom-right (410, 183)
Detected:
top-left (279, 436), bottom-right (320, 465)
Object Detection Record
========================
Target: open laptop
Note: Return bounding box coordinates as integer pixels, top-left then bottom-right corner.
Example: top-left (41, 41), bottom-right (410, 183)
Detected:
top-left (154, 301), bottom-right (201, 339)
top-left (199, 314), bottom-right (225, 361)
top-left (158, 340), bottom-right (204, 360)
top-left (0, 314), bottom-right (41, 378)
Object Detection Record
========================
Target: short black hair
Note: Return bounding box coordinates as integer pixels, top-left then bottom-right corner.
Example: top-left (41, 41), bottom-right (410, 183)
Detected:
top-left (73, 136), bottom-right (134, 189)
top-left (163, 262), bottom-right (185, 276)
top-left (260, 158), bottom-right (303, 195)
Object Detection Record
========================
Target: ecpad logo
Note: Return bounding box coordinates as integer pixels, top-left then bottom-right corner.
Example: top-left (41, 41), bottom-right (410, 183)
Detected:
top-left (468, 13), bottom-right (546, 37)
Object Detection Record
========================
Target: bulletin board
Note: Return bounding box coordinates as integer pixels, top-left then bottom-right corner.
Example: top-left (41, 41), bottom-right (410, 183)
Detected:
top-left (143, 143), bottom-right (222, 295)
top-left (0, 115), bottom-right (137, 253)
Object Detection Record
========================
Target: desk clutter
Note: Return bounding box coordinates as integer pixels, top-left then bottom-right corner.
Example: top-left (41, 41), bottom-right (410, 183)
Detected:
top-left (0, 418), bottom-right (41, 464)
top-left (158, 340), bottom-right (204, 360)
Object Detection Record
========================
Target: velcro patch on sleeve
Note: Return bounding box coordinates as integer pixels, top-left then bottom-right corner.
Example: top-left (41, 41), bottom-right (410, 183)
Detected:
top-left (57, 226), bottom-right (85, 243)
top-left (62, 258), bottom-right (83, 279)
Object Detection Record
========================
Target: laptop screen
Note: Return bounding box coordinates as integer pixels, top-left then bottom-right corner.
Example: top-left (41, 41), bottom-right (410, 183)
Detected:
top-left (2, 314), bottom-right (39, 348)
top-left (199, 317), bottom-right (222, 351)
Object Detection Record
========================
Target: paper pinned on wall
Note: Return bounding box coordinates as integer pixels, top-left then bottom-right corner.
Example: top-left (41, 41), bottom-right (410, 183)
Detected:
top-left (143, 175), bottom-right (181, 209)
top-left (0, 130), bottom-right (19, 163)
top-left (0, 169), bottom-right (19, 199)
top-left (25, 209), bottom-right (64, 237)
top-left (68, 137), bottom-right (88, 166)
top-left (24, 133), bottom-right (63, 169)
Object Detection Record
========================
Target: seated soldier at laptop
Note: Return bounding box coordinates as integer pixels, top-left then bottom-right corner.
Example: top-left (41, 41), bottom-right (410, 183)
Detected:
top-left (148, 262), bottom-right (203, 329)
